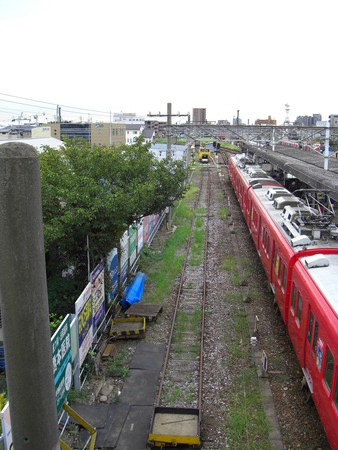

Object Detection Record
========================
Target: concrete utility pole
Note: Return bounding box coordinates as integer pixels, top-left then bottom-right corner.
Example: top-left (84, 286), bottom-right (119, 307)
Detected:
top-left (324, 119), bottom-right (330, 171)
top-left (148, 102), bottom-right (190, 158)
top-left (0, 143), bottom-right (60, 450)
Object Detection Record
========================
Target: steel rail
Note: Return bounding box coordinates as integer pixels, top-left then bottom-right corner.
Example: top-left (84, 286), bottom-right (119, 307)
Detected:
top-left (155, 169), bottom-right (205, 405)
top-left (198, 167), bottom-right (211, 411)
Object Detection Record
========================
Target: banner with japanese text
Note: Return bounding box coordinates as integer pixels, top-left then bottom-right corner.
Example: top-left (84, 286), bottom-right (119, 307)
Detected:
top-left (52, 315), bottom-right (72, 413)
top-left (120, 230), bottom-right (129, 284)
top-left (91, 261), bottom-right (105, 328)
top-left (75, 283), bottom-right (93, 367)
top-left (107, 248), bottom-right (118, 302)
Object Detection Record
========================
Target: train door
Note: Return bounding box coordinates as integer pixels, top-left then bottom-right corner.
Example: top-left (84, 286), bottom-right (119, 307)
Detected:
top-left (270, 239), bottom-right (276, 290)
top-left (303, 307), bottom-right (318, 395)
top-left (257, 216), bottom-right (262, 256)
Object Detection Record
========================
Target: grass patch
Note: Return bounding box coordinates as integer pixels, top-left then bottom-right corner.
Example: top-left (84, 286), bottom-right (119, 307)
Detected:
top-left (232, 267), bottom-right (242, 286)
top-left (195, 216), bottom-right (204, 228)
top-left (192, 308), bottom-right (201, 332)
top-left (196, 207), bottom-right (206, 215)
top-left (224, 292), bottom-right (243, 303)
top-left (107, 351), bottom-right (130, 378)
top-left (221, 255), bottom-right (236, 271)
top-left (140, 224), bottom-right (190, 303)
top-left (225, 368), bottom-right (271, 449)
top-left (67, 387), bottom-right (90, 404)
top-left (190, 228), bottom-right (205, 267)
top-left (218, 207), bottom-right (228, 219)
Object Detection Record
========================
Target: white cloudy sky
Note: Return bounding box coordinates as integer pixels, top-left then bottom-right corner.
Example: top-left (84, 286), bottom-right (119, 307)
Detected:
top-left (0, 0), bottom-right (336, 125)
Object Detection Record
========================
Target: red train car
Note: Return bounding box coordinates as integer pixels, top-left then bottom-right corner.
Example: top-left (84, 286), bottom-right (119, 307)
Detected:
top-left (228, 153), bottom-right (338, 448)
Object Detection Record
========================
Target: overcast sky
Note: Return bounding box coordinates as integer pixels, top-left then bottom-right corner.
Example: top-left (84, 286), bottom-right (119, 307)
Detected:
top-left (0, 0), bottom-right (336, 125)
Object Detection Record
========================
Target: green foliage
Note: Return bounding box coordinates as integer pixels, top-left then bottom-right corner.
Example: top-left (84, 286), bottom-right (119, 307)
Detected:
top-left (225, 369), bottom-right (270, 449)
top-left (67, 387), bottom-right (90, 404)
top-left (107, 351), bottom-right (130, 378)
top-left (49, 313), bottom-right (64, 336)
top-left (218, 207), bottom-right (228, 219)
top-left (40, 138), bottom-right (189, 277)
top-left (47, 276), bottom-right (84, 317)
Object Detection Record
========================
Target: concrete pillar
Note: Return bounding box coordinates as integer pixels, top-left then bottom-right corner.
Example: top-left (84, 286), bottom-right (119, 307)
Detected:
top-left (0, 143), bottom-right (60, 450)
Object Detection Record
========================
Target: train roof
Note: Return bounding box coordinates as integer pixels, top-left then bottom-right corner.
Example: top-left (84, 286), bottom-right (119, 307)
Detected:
top-left (299, 254), bottom-right (338, 315)
top-left (231, 154), bottom-right (338, 314)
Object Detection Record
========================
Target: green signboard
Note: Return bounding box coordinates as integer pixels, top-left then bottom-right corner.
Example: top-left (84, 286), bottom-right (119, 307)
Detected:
top-left (51, 315), bottom-right (72, 414)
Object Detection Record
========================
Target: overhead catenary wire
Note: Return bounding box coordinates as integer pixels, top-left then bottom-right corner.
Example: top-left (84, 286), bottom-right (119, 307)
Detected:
top-left (0, 92), bottom-right (113, 121)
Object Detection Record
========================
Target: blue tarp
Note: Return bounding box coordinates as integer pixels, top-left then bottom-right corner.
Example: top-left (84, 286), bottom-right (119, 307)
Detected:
top-left (119, 272), bottom-right (146, 309)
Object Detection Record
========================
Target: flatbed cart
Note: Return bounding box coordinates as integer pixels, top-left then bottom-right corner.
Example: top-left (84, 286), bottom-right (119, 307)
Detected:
top-left (148, 406), bottom-right (200, 448)
top-left (109, 317), bottom-right (146, 340)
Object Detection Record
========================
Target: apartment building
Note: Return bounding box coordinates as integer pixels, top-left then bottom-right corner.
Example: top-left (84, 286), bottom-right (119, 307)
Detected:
top-left (48, 122), bottom-right (126, 147)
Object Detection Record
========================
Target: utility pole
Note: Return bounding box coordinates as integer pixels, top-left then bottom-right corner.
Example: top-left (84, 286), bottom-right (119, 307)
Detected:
top-left (324, 118), bottom-right (330, 171)
top-left (148, 102), bottom-right (189, 158)
top-left (0, 143), bottom-right (60, 450)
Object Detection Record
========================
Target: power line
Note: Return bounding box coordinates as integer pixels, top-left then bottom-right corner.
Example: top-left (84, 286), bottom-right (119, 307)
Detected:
top-left (0, 92), bottom-right (112, 118)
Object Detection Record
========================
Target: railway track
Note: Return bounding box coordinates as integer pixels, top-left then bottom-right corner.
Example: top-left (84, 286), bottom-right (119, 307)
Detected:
top-left (148, 166), bottom-right (211, 448)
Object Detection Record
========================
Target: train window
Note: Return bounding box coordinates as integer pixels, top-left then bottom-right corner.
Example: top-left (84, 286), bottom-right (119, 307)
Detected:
top-left (273, 245), bottom-right (277, 267)
top-left (279, 261), bottom-right (283, 283)
top-left (324, 347), bottom-right (334, 394)
top-left (312, 322), bottom-right (319, 354)
top-left (291, 283), bottom-right (297, 313)
top-left (267, 236), bottom-right (270, 256)
top-left (334, 372), bottom-right (338, 412)
top-left (307, 312), bottom-right (314, 344)
top-left (296, 293), bottom-right (302, 325)
top-left (282, 267), bottom-right (287, 290)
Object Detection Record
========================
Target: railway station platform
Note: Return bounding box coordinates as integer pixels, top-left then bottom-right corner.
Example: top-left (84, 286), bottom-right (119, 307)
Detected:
top-left (245, 144), bottom-right (338, 203)
top-left (70, 342), bottom-right (166, 449)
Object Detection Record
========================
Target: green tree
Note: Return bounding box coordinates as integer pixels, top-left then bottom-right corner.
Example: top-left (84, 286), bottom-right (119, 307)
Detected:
top-left (40, 137), bottom-right (188, 278)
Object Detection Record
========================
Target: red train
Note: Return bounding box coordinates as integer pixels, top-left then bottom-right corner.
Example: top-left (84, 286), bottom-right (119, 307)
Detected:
top-left (280, 140), bottom-right (315, 151)
top-left (228, 153), bottom-right (338, 449)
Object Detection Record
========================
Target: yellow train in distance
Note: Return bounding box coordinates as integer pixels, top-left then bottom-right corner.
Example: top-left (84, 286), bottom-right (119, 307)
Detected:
top-left (198, 144), bottom-right (211, 163)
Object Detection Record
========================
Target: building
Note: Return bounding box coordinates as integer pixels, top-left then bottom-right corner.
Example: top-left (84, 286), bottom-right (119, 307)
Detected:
top-left (150, 143), bottom-right (188, 165)
top-left (329, 115), bottom-right (338, 127)
top-left (112, 112), bottom-right (145, 124)
top-left (193, 108), bottom-right (207, 124)
top-left (145, 120), bottom-right (167, 138)
top-left (125, 124), bottom-right (155, 145)
top-left (126, 124), bottom-right (144, 145)
top-left (255, 115), bottom-right (277, 125)
top-left (0, 125), bottom-right (63, 152)
top-left (48, 122), bottom-right (126, 147)
top-left (294, 114), bottom-right (322, 126)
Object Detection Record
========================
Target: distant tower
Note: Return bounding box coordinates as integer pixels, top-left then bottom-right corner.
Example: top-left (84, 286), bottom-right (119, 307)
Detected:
top-left (284, 103), bottom-right (290, 125)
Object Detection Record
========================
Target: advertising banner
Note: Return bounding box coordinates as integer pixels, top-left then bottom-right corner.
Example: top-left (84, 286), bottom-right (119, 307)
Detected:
top-left (148, 214), bottom-right (154, 236)
top-left (137, 219), bottom-right (144, 253)
top-left (52, 315), bottom-right (72, 413)
top-left (143, 215), bottom-right (149, 244)
top-left (129, 224), bottom-right (137, 267)
top-left (91, 261), bottom-right (105, 328)
top-left (75, 283), bottom-right (93, 367)
top-left (1, 403), bottom-right (12, 450)
top-left (107, 248), bottom-right (118, 302)
top-left (120, 230), bottom-right (129, 284)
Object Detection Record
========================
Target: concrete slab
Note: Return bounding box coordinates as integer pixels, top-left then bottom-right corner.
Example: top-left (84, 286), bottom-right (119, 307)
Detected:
top-left (130, 342), bottom-right (166, 370)
top-left (98, 402), bottom-right (130, 448)
top-left (69, 403), bottom-right (110, 429)
top-left (74, 402), bottom-right (130, 448)
top-left (115, 405), bottom-right (154, 450)
top-left (120, 369), bottom-right (159, 405)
